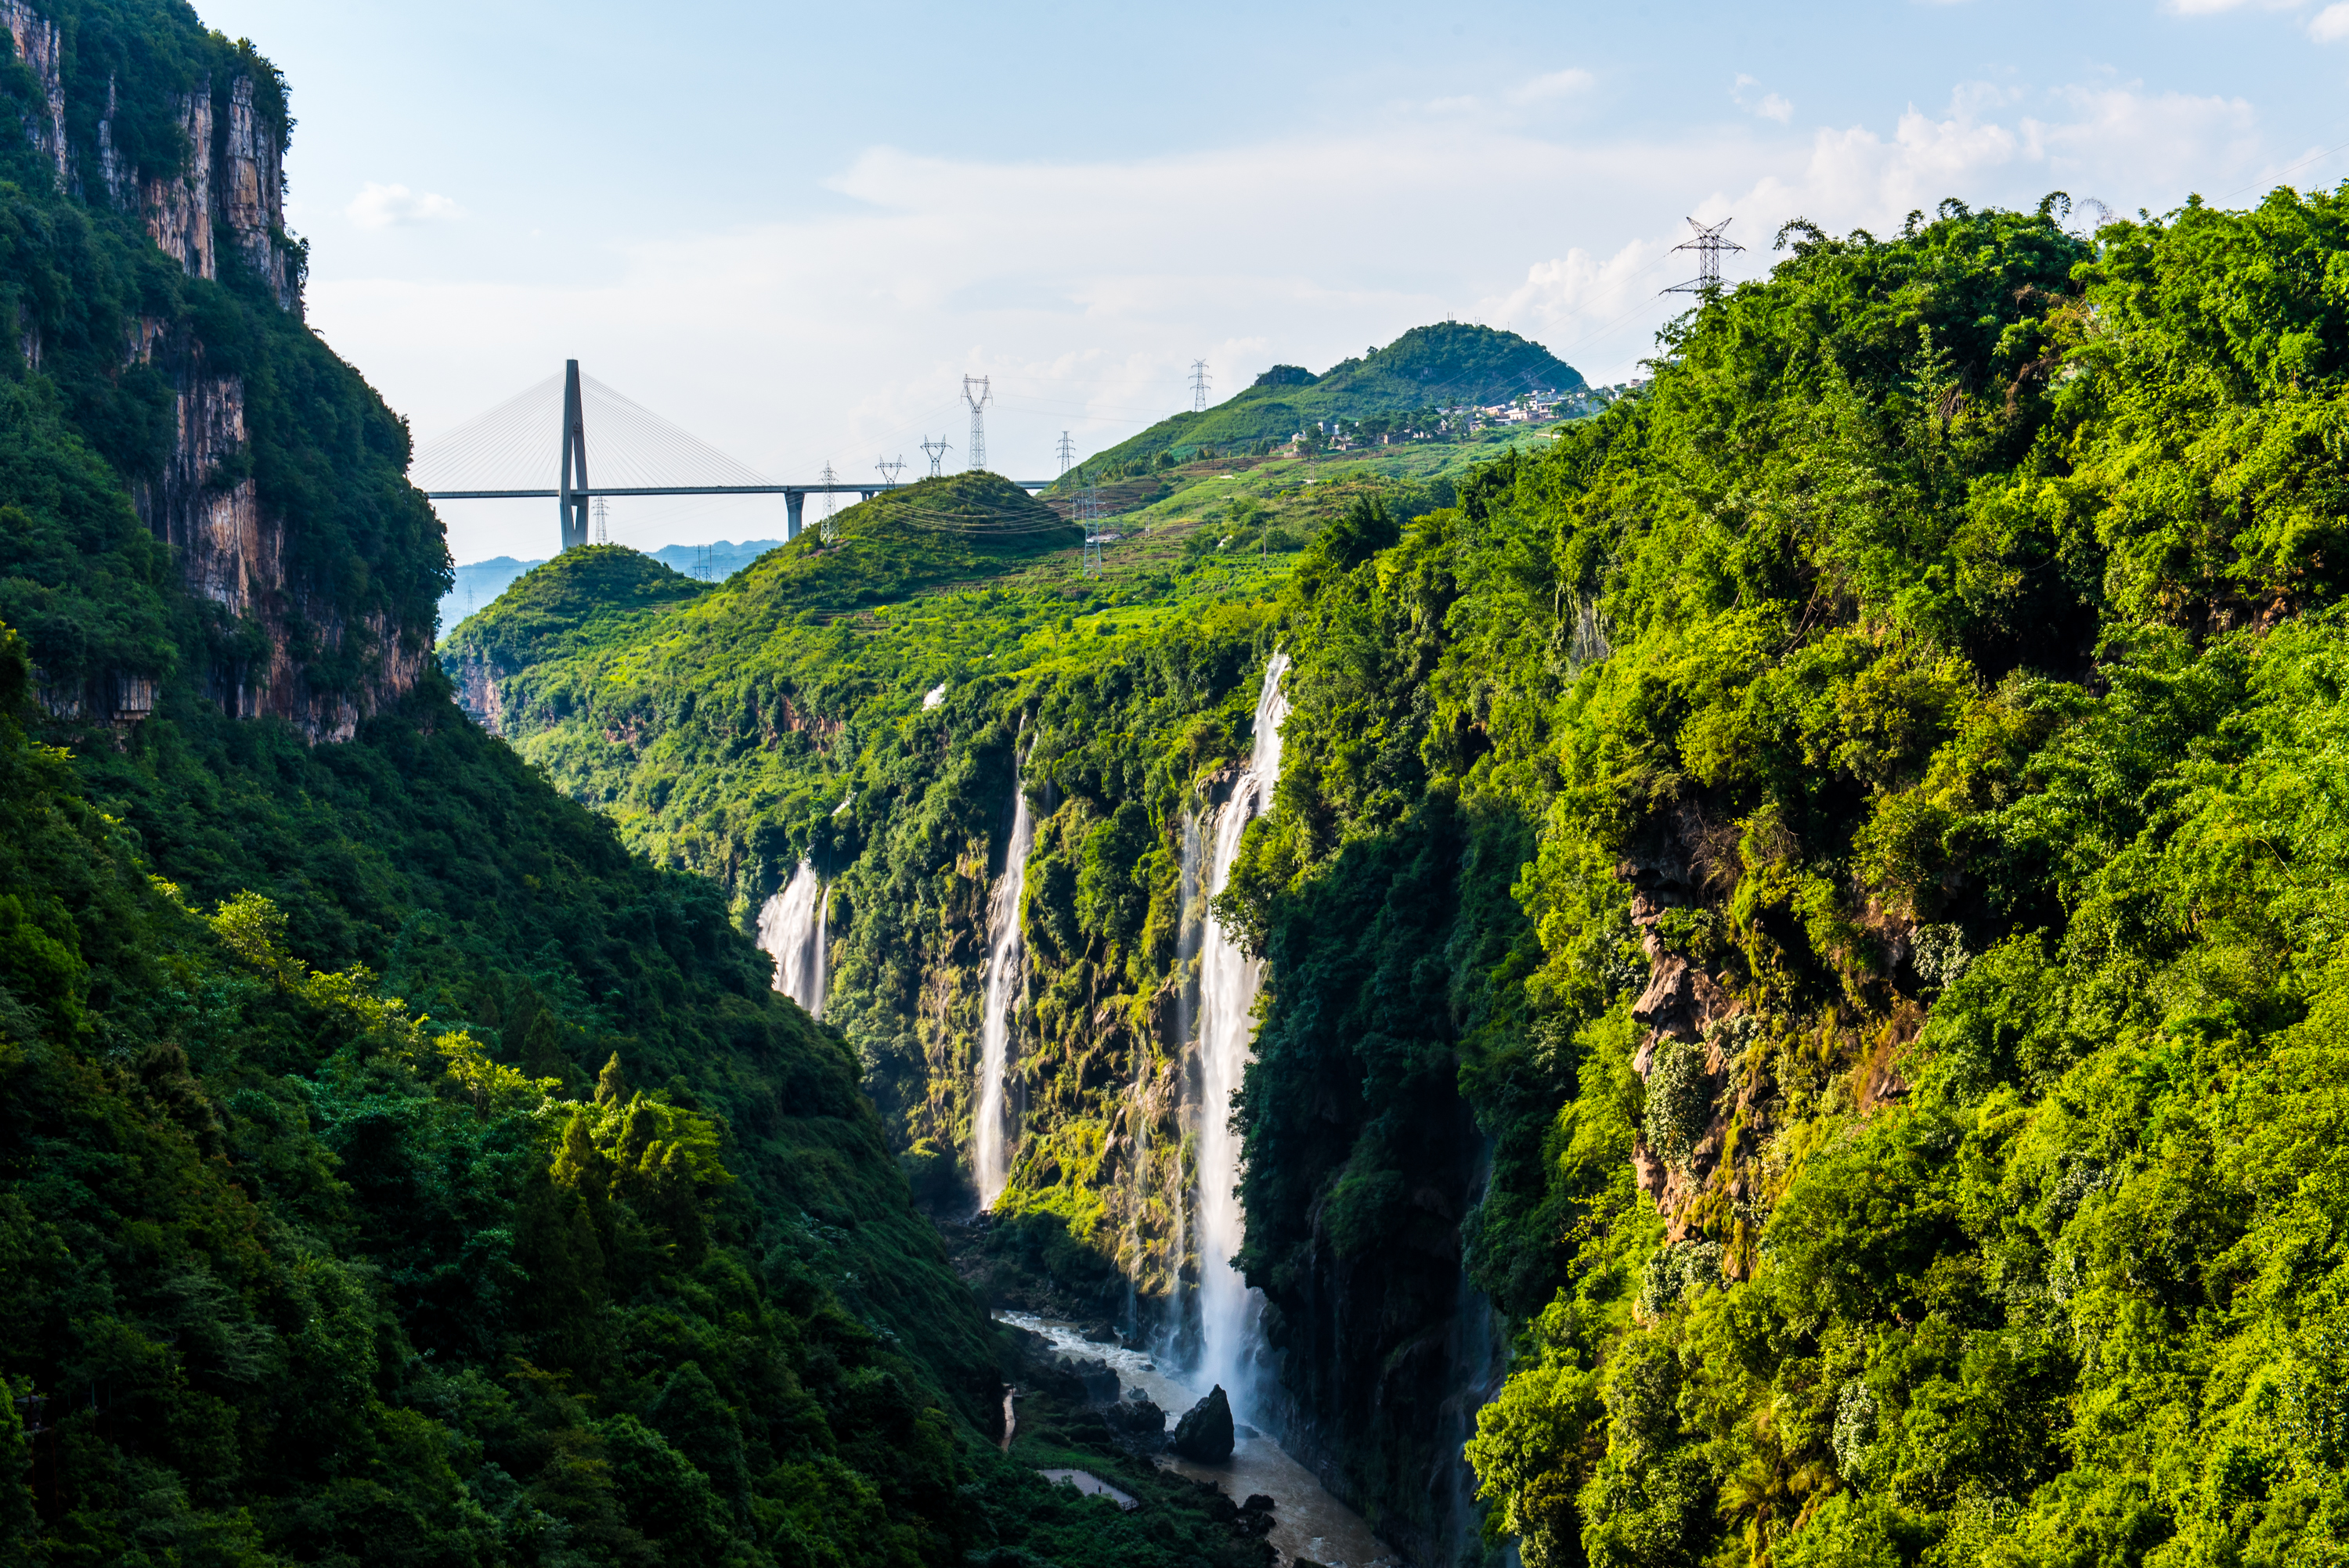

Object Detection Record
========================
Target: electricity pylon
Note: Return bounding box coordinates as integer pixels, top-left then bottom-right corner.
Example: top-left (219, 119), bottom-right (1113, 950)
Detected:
top-left (963, 376), bottom-right (991, 472)
top-left (921, 435), bottom-right (951, 477)
top-left (876, 456), bottom-right (905, 487)
top-left (1665, 217), bottom-right (1743, 299)
top-left (819, 460), bottom-right (839, 543)
top-left (1189, 359), bottom-right (1211, 413)
top-left (1077, 469), bottom-right (1106, 578)
top-left (1055, 431), bottom-right (1076, 476)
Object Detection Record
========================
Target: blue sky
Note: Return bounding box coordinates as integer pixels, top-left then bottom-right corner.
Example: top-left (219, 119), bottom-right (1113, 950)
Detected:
top-left (197, 0), bottom-right (2349, 562)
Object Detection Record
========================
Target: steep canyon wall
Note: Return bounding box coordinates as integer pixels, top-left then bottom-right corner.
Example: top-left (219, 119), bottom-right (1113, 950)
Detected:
top-left (2, 2), bottom-right (427, 742)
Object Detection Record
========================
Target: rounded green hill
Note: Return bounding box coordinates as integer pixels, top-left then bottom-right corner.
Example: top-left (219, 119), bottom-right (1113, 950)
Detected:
top-left (1066, 320), bottom-right (1585, 477)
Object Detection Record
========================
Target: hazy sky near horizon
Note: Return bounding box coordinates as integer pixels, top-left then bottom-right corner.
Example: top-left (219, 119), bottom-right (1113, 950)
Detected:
top-left (196, 0), bottom-right (2349, 563)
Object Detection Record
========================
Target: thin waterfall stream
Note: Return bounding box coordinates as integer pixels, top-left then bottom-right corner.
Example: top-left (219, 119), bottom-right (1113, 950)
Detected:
top-left (974, 727), bottom-right (1035, 1209)
top-left (1193, 649), bottom-right (1291, 1416)
top-left (757, 859), bottom-right (828, 1017)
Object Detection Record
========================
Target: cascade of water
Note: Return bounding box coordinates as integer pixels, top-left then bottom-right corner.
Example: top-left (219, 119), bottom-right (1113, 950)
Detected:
top-left (973, 733), bottom-right (1035, 1209)
top-left (1193, 650), bottom-right (1291, 1419)
top-left (813, 879), bottom-right (828, 1018)
top-left (1167, 808), bottom-right (1204, 1336)
top-left (757, 860), bottom-right (827, 1016)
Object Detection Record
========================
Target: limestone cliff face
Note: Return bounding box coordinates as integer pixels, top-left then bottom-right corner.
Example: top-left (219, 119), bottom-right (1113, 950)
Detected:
top-left (0, 2), bottom-right (67, 193)
top-left (5, 6), bottom-right (422, 743)
top-left (446, 649), bottom-right (511, 736)
top-left (106, 74), bottom-right (301, 312)
top-left (128, 325), bottom-right (425, 743)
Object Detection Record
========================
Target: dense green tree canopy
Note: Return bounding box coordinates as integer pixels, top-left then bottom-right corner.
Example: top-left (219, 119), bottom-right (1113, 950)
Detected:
top-left (1196, 187), bottom-right (2349, 1566)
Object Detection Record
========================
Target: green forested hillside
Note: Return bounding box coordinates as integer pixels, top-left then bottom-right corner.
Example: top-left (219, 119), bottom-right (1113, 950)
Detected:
top-left (1217, 189), bottom-right (2349, 1566)
top-left (439, 478), bottom-right (1287, 1297)
top-left (417, 186), bottom-right (2349, 1566)
top-left (0, 5), bottom-right (1277, 1564)
top-left (1063, 322), bottom-right (1585, 478)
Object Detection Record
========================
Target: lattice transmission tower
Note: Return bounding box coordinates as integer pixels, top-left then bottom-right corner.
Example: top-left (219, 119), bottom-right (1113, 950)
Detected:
top-left (1076, 469), bottom-right (1106, 578)
top-left (1665, 216), bottom-right (1744, 299)
top-left (921, 434), bottom-right (951, 477)
top-left (1055, 431), bottom-right (1076, 476)
top-left (962, 376), bottom-right (991, 473)
top-left (1189, 359), bottom-right (1211, 413)
top-left (591, 496), bottom-right (609, 546)
top-left (819, 460), bottom-right (839, 543)
top-left (875, 455), bottom-right (906, 488)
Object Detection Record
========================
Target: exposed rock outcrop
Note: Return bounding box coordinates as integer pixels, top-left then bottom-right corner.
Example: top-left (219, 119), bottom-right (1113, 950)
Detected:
top-left (1101, 1394), bottom-right (1167, 1455)
top-left (0, 14), bottom-right (412, 742)
top-left (127, 329), bottom-right (421, 741)
top-left (0, 16), bottom-right (304, 314)
top-left (1171, 1385), bottom-right (1235, 1462)
top-left (139, 86), bottom-right (215, 281)
top-left (1, 1), bottom-right (68, 193)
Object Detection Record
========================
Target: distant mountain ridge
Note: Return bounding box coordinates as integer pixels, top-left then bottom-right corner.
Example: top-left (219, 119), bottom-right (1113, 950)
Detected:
top-left (1066, 321), bottom-right (1585, 479)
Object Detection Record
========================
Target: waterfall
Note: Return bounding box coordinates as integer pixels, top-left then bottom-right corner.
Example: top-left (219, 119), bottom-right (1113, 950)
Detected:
top-left (1193, 650), bottom-right (1291, 1419)
top-left (758, 859), bottom-right (828, 1018)
top-left (1164, 809), bottom-right (1205, 1350)
top-left (973, 734), bottom-right (1035, 1209)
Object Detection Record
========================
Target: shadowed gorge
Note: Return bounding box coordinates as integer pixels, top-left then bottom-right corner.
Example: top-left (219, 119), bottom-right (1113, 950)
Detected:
top-left (439, 186), bottom-right (2349, 1568)
top-left (13, 4), bottom-right (2349, 1559)
top-left (0, 5), bottom-right (1294, 1563)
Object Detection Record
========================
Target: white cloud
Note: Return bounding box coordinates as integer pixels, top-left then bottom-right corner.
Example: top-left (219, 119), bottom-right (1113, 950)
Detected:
top-left (1733, 74), bottom-right (1795, 123)
top-left (2163, 0), bottom-right (2295, 12)
top-left (2311, 2), bottom-right (2349, 39)
top-left (346, 182), bottom-right (462, 229)
top-left (1509, 68), bottom-right (1597, 104)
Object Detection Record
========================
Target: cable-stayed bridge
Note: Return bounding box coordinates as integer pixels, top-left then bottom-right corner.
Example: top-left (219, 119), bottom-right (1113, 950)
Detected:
top-left (411, 362), bottom-right (1051, 550)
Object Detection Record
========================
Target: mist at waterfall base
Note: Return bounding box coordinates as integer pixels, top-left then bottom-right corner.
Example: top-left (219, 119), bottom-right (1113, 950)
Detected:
top-left (1193, 650), bottom-right (1290, 1424)
top-left (757, 860), bottom-right (828, 1017)
top-left (974, 748), bottom-right (1036, 1210)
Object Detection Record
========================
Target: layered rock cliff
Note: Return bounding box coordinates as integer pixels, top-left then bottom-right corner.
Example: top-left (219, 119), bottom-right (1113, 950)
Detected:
top-left (1, 1), bottom-right (432, 742)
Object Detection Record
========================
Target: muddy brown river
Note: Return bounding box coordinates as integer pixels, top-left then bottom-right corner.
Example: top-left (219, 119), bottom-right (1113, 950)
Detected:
top-left (998, 1310), bottom-right (1404, 1568)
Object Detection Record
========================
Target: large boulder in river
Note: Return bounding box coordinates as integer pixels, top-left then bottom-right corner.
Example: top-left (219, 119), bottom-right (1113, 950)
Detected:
top-left (1171, 1385), bottom-right (1236, 1462)
top-left (1064, 1357), bottom-right (1122, 1406)
top-left (1101, 1396), bottom-right (1166, 1454)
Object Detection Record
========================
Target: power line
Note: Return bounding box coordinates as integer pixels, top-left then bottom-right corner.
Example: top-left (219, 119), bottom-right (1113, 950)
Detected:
top-left (876, 454), bottom-right (906, 487)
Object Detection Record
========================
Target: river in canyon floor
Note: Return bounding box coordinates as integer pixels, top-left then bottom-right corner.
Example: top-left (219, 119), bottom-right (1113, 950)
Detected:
top-left (997, 1310), bottom-right (1403, 1568)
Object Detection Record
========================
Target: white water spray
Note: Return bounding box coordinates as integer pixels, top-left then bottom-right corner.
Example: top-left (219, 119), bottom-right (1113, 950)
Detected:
top-left (1194, 650), bottom-right (1290, 1417)
top-left (757, 859), bottom-right (828, 1018)
top-left (974, 737), bottom-right (1035, 1209)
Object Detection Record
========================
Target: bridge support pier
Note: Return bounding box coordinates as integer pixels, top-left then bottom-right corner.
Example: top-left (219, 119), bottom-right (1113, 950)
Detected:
top-left (785, 491), bottom-right (804, 541)
top-left (558, 359), bottom-right (590, 551)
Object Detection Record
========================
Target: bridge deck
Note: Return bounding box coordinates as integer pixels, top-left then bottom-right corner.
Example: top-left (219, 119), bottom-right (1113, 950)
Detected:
top-left (424, 481), bottom-right (1052, 499)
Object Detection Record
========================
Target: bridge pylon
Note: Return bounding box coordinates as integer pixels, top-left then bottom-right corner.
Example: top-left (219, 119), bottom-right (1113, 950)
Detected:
top-left (559, 359), bottom-right (590, 551)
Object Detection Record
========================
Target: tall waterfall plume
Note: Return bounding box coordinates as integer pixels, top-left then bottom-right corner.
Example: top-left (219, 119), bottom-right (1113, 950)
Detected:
top-left (973, 734), bottom-right (1035, 1209)
top-left (1193, 650), bottom-right (1291, 1418)
top-left (758, 859), bottom-right (828, 1018)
